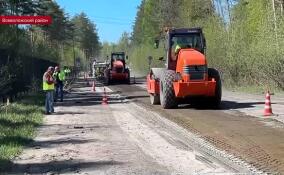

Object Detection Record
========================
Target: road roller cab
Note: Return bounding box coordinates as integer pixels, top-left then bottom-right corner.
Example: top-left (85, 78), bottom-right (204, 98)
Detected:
top-left (147, 28), bottom-right (222, 108)
top-left (105, 52), bottom-right (130, 85)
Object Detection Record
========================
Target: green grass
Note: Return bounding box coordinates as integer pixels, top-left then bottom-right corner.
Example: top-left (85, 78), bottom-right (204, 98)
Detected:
top-left (0, 93), bottom-right (44, 170)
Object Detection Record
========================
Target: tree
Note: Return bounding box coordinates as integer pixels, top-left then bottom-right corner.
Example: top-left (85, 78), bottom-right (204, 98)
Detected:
top-left (71, 13), bottom-right (100, 58)
top-left (116, 32), bottom-right (130, 52)
top-left (109, 0), bottom-right (284, 89)
top-left (0, 0), bottom-right (103, 101)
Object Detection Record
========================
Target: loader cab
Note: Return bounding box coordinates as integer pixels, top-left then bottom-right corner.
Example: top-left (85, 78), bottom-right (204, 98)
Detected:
top-left (110, 52), bottom-right (126, 68)
top-left (166, 28), bottom-right (206, 70)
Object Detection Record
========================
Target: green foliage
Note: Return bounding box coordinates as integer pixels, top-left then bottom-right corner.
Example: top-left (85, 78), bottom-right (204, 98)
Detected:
top-left (71, 13), bottom-right (100, 58)
top-left (116, 32), bottom-right (131, 52)
top-left (100, 42), bottom-right (116, 60)
top-left (106, 0), bottom-right (284, 90)
top-left (0, 0), bottom-right (101, 99)
top-left (0, 0), bottom-right (101, 64)
top-left (128, 44), bottom-right (164, 74)
top-left (40, 0), bottom-right (72, 42)
top-left (99, 33), bottom-right (130, 61)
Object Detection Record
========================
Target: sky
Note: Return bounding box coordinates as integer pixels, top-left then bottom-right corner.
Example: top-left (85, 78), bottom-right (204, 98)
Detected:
top-left (55, 0), bottom-right (141, 43)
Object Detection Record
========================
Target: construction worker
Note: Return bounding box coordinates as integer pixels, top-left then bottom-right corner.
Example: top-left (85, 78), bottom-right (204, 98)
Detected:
top-left (171, 37), bottom-right (192, 62)
top-left (175, 37), bottom-right (192, 54)
top-left (53, 66), bottom-right (65, 102)
top-left (43, 66), bottom-right (55, 114)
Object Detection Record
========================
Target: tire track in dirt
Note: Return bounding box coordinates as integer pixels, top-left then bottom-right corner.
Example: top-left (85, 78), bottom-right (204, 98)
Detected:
top-left (142, 103), bottom-right (284, 174)
top-left (108, 81), bottom-right (284, 174)
top-left (111, 103), bottom-right (233, 174)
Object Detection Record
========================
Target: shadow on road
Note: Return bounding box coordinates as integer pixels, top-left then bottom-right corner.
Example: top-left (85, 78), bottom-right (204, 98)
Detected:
top-left (220, 101), bottom-right (265, 110)
top-left (51, 111), bottom-right (85, 115)
top-left (30, 138), bottom-right (99, 148)
top-left (57, 81), bottom-right (128, 107)
top-left (58, 100), bottom-right (126, 107)
top-left (126, 95), bottom-right (148, 100)
top-left (178, 100), bottom-right (266, 110)
top-left (4, 160), bottom-right (124, 174)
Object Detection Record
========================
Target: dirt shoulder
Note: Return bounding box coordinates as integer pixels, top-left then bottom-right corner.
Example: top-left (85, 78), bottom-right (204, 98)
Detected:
top-left (4, 80), bottom-right (169, 174)
top-left (222, 90), bottom-right (284, 124)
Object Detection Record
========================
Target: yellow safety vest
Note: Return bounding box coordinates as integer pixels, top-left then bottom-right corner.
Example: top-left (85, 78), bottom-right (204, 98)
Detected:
top-left (58, 71), bottom-right (65, 81)
top-left (43, 81), bottom-right (54, 91)
top-left (43, 73), bottom-right (55, 91)
top-left (53, 71), bottom-right (65, 81)
top-left (175, 44), bottom-right (181, 53)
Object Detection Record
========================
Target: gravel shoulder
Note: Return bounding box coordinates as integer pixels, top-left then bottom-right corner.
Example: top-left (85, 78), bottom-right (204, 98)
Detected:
top-left (4, 80), bottom-right (169, 174)
top-left (111, 78), bottom-right (284, 174)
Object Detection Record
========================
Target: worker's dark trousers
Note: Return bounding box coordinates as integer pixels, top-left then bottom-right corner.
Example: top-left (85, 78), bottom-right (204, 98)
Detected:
top-left (55, 83), bottom-right (63, 102)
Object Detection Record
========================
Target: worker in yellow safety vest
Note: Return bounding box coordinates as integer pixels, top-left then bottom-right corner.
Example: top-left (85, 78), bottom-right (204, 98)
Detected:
top-left (43, 66), bottom-right (55, 114)
top-left (53, 66), bottom-right (65, 102)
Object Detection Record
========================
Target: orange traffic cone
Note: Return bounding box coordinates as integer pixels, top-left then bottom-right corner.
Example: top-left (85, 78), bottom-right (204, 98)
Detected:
top-left (101, 88), bottom-right (108, 105)
top-left (264, 91), bottom-right (273, 116)
top-left (92, 81), bottom-right (96, 92)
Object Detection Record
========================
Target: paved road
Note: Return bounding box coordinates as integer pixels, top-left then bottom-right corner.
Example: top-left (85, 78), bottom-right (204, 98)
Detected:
top-left (4, 78), bottom-right (284, 174)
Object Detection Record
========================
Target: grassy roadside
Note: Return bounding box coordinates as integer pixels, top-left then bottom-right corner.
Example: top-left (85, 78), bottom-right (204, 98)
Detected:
top-left (0, 93), bottom-right (44, 170)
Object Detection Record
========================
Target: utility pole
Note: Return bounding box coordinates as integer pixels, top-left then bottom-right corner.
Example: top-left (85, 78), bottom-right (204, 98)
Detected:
top-left (225, 0), bottom-right (232, 26)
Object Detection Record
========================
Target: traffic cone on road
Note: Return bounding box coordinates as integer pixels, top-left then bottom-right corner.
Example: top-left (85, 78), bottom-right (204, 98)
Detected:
top-left (101, 88), bottom-right (108, 105)
top-left (92, 81), bottom-right (96, 92)
top-left (264, 91), bottom-right (273, 116)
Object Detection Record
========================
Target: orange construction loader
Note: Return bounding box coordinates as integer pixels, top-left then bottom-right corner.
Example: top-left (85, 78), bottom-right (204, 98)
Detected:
top-left (104, 52), bottom-right (130, 85)
top-left (147, 28), bottom-right (221, 109)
